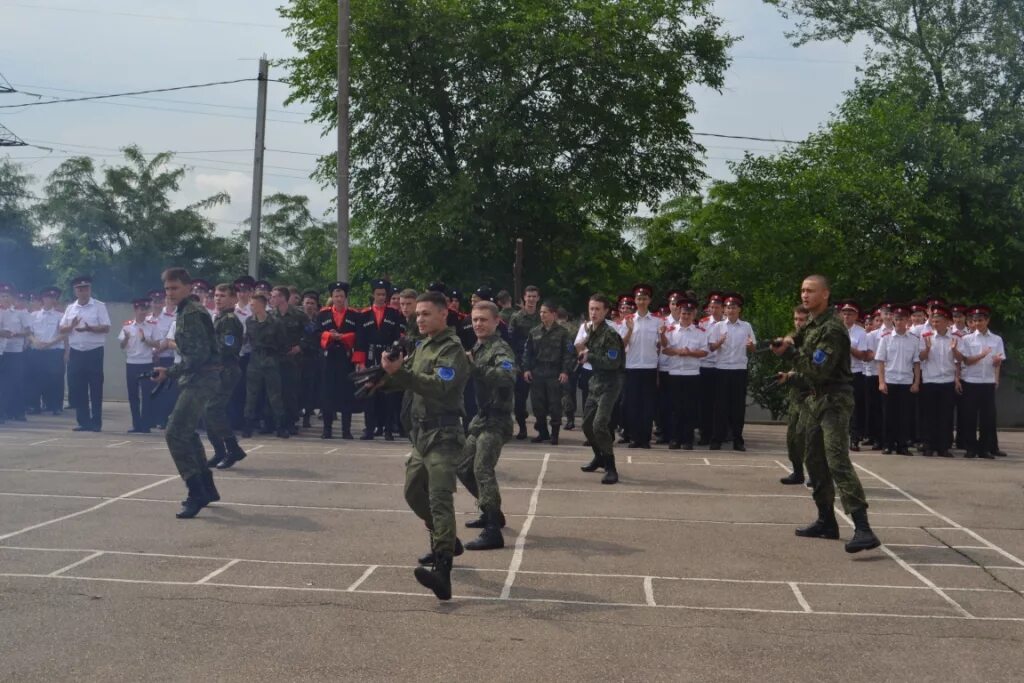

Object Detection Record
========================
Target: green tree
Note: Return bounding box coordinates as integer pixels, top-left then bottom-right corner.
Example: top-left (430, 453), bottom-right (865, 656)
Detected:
top-left (0, 159), bottom-right (50, 290)
top-left (279, 0), bottom-right (732, 298)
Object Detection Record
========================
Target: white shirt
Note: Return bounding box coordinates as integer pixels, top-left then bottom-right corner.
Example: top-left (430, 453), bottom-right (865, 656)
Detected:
top-left (910, 321), bottom-right (933, 336)
top-left (918, 329), bottom-right (957, 384)
top-left (698, 315), bottom-right (723, 368)
top-left (119, 319), bottom-right (157, 364)
top-left (664, 323), bottom-right (707, 376)
top-left (861, 328), bottom-right (882, 377)
top-left (30, 308), bottom-right (64, 347)
top-left (875, 330), bottom-right (920, 384)
top-left (148, 306), bottom-right (177, 359)
top-left (959, 329), bottom-right (1004, 384)
top-left (574, 321), bottom-right (614, 371)
top-left (657, 315), bottom-right (677, 371)
top-left (235, 302), bottom-right (253, 355)
top-left (620, 312), bottom-right (660, 369)
top-left (165, 320), bottom-right (182, 364)
top-left (707, 319), bottom-right (755, 371)
top-left (59, 298), bottom-right (111, 352)
top-left (847, 324), bottom-right (867, 374)
top-left (1, 307), bottom-right (31, 353)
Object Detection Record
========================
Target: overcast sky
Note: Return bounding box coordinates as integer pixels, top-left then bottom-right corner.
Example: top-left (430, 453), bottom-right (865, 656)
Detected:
top-left (1, 0), bottom-right (865, 234)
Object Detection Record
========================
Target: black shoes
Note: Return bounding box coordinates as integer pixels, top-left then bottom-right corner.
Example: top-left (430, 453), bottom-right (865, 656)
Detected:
top-left (465, 510), bottom-right (504, 551)
top-left (795, 504), bottom-right (840, 540)
top-left (845, 509), bottom-right (881, 553)
top-left (581, 455), bottom-right (604, 473)
top-left (466, 510), bottom-right (506, 529)
top-left (733, 442), bottom-right (746, 452)
top-left (176, 473), bottom-right (210, 519)
top-left (515, 421), bottom-right (528, 440)
top-left (360, 430), bottom-right (375, 441)
top-left (207, 438), bottom-right (228, 468)
top-left (216, 438), bottom-right (248, 470)
top-left (601, 455), bottom-right (619, 485)
top-left (780, 471), bottom-right (805, 485)
top-left (937, 450), bottom-right (953, 458)
top-left (564, 417), bottom-right (575, 431)
top-left (275, 428), bottom-right (290, 439)
top-left (850, 439), bottom-right (860, 452)
top-left (414, 551), bottom-right (453, 600)
top-left (417, 537), bottom-right (464, 565)
top-left (321, 425), bottom-right (333, 439)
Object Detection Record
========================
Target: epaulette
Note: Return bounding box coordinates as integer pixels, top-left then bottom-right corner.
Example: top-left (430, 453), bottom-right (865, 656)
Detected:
top-left (122, 320), bottom-right (134, 326)
top-left (319, 306), bottom-right (333, 313)
top-left (880, 331), bottom-right (892, 338)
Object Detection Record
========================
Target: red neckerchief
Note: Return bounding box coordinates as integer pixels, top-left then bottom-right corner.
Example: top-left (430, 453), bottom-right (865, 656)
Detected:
top-left (372, 304), bottom-right (385, 327)
top-left (332, 306), bottom-right (347, 328)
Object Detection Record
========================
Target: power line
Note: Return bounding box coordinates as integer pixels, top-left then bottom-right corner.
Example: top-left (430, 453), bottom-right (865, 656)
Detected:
top-left (694, 132), bottom-right (802, 144)
top-left (3, 2), bottom-right (286, 28)
top-left (0, 78), bottom-right (258, 109)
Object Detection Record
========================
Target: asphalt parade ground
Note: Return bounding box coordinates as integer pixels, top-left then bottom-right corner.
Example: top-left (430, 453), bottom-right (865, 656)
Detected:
top-left (2, 405), bottom-right (1023, 681)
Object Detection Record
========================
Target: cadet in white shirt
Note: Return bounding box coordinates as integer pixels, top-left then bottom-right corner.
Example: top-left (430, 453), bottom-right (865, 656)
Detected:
top-left (659, 297), bottom-right (708, 449)
top-left (955, 305), bottom-right (1006, 459)
top-left (706, 293), bottom-right (756, 451)
top-left (27, 286), bottom-right (68, 415)
top-left (0, 285), bottom-right (33, 421)
top-left (619, 284), bottom-right (661, 448)
top-left (230, 275), bottom-right (256, 430)
top-left (655, 292), bottom-right (684, 444)
top-left (697, 291), bottom-right (725, 445)
top-left (119, 297), bottom-right (160, 434)
top-left (840, 301), bottom-right (871, 451)
top-left (875, 306), bottom-right (920, 455)
top-left (59, 276), bottom-right (111, 432)
top-left (917, 304), bottom-right (958, 457)
top-left (147, 289), bottom-right (180, 428)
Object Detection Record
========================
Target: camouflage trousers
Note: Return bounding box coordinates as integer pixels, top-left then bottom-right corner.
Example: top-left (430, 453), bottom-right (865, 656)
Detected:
top-left (205, 364), bottom-right (240, 441)
top-left (801, 390), bottom-right (868, 514)
top-left (404, 423), bottom-right (465, 553)
top-left (582, 371), bottom-right (623, 463)
top-left (530, 372), bottom-right (563, 425)
top-left (785, 400), bottom-right (806, 474)
top-left (457, 416), bottom-right (511, 513)
top-left (166, 371), bottom-right (218, 480)
top-left (245, 353), bottom-right (286, 427)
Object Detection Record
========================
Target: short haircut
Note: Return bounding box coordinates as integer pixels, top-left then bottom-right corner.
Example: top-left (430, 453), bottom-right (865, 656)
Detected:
top-left (288, 286), bottom-right (299, 296)
top-left (272, 286), bottom-right (291, 298)
top-left (161, 267), bottom-right (191, 285)
top-left (793, 304), bottom-right (809, 315)
top-left (416, 291), bottom-right (448, 310)
top-left (215, 283), bottom-right (237, 296)
top-left (302, 291), bottom-right (319, 302)
top-left (472, 301), bottom-right (499, 317)
top-left (399, 288), bottom-right (418, 299)
top-left (540, 300), bottom-right (557, 312)
top-left (496, 290), bottom-right (512, 305)
top-left (804, 274), bottom-right (830, 290)
top-left (524, 285), bottom-right (540, 296)
top-left (589, 294), bottom-right (612, 311)
top-left (251, 293), bottom-right (268, 304)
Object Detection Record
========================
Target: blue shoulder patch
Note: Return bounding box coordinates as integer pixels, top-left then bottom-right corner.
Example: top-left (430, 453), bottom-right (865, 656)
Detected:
top-left (567, 342), bottom-right (575, 351)
top-left (224, 334), bottom-right (236, 347)
top-left (415, 340), bottom-right (423, 348)
top-left (607, 349), bottom-right (619, 360)
top-left (500, 359), bottom-right (514, 371)
top-left (812, 349), bottom-right (828, 366)
top-left (437, 367), bottom-right (455, 381)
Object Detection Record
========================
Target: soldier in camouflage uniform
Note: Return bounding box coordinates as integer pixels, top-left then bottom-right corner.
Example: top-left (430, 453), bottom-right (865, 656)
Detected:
top-left (396, 288), bottom-right (422, 437)
top-left (457, 300), bottom-right (516, 551)
top-left (152, 268), bottom-right (221, 519)
top-left (578, 294), bottom-right (626, 485)
top-left (206, 283), bottom-right (247, 470)
top-left (523, 302), bottom-right (575, 445)
top-left (243, 293), bottom-right (289, 439)
top-left (775, 275), bottom-right (880, 553)
top-left (299, 290), bottom-right (323, 428)
top-left (376, 291), bottom-right (470, 601)
top-left (779, 305), bottom-right (810, 485)
top-left (508, 286), bottom-right (541, 439)
top-left (271, 286), bottom-right (310, 435)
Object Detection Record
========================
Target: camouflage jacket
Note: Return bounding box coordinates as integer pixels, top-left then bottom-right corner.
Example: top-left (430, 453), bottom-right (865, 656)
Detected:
top-left (167, 298), bottom-right (219, 384)
top-left (246, 313), bottom-right (286, 357)
top-left (583, 321), bottom-right (625, 375)
top-left (470, 335), bottom-right (517, 418)
top-left (213, 310), bottom-right (244, 366)
top-left (524, 322), bottom-right (575, 376)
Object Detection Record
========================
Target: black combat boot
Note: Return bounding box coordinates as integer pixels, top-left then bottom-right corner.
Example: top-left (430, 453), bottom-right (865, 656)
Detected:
top-left (564, 416), bottom-right (575, 431)
top-left (601, 454), bottom-right (619, 485)
top-left (217, 438), bottom-right (248, 469)
top-left (418, 537), bottom-right (464, 565)
top-left (360, 427), bottom-right (375, 440)
top-left (779, 470), bottom-right (805, 485)
top-left (466, 510), bottom-right (506, 529)
top-left (202, 469), bottom-right (220, 503)
top-left (384, 429), bottom-right (394, 442)
top-left (176, 474), bottom-right (210, 519)
top-left (414, 550), bottom-right (453, 600)
top-left (845, 509), bottom-right (881, 553)
top-left (341, 413), bottom-right (354, 440)
top-left (850, 437), bottom-right (861, 452)
top-left (321, 422), bottom-right (333, 439)
top-left (581, 453), bottom-right (605, 472)
top-left (275, 421), bottom-right (290, 439)
top-left (206, 436), bottom-right (228, 468)
top-left (531, 425), bottom-right (551, 443)
top-left (302, 413), bottom-right (312, 429)
top-left (241, 419), bottom-right (256, 438)
top-left (515, 418), bottom-right (528, 440)
top-left (465, 509), bottom-right (505, 551)
top-left (259, 420), bottom-right (274, 435)
top-left (549, 424), bottom-right (560, 446)
top-left (795, 503), bottom-right (840, 539)
top-left (287, 423), bottom-right (298, 435)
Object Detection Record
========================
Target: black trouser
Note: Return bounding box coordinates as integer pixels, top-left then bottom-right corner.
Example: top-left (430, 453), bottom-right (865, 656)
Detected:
top-left (321, 355), bottom-right (356, 429)
top-left (883, 383), bottom-right (913, 450)
top-left (670, 374), bottom-right (700, 445)
top-left (864, 376), bottom-right (884, 444)
top-left (299, 352), bottom-right (321, 419)
top-left (29, 349), bottom-right (65, 412)
top-left (656, 371), bottom-right (672, 438)
top-left (364, 386), bottom-right (395, 435)
top-left (920, 382), bottom-right (955, 452)
top-left (1, 352), bottom-right (26, 418)
top-left (151, 356), bottom-right (179, 427)
top-left (230, 354), bottom-right (250, 429)
top-left (698, 367), bottom-right (718, 442)
top-left (960, 382), bottom-right (997, 455)
top-left (712, 368), bottom-right (748, 445)
top-left (514, 373), bottom-right (530, 427)
top-left (851, 372), bottom-right (866, 440)
top-left (624, 368), bottom-right (658, 445)
top-left (68, 347), bottom-right (104, 429)
top-left (578, 367), bottom-right (592, 411)
top-left (125, 362), bottom-right (154, 431)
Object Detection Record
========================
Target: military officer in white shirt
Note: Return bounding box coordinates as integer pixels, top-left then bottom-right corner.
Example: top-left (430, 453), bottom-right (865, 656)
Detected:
top-left (58, 276), bottom-right (111, 432)
top-left (147, 288), bottom-right (179, 428)
top-left (697, 291), bottom-right (725, 445)
top-left (839, 301), bottom-right (870, 451)
top-left (917, 304), bottom-right (958, 458)
top-left (955, 305), bottom-right (1006, 459)
top-left (706, 293), bottom-right (756, 451)
top-left (28, 286), bottom-right (68, 415)
top-left (619, 284), bottom-right (661, 448)
top-left (119, 297), bottom-right (161, 433)
top-left (874, 305), bottom-right (920, 455)
top-left (659, 297), bottom-right (708, 449)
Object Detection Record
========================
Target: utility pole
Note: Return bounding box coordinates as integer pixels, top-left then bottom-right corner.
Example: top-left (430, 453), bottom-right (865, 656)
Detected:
top-left (336, 0), bottom-right (351, 281)
top-left (248, 56), bottom-right (269, 278)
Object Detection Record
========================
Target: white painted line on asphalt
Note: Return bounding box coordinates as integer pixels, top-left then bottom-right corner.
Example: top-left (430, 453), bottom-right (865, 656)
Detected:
top-left (643, 576), bottom-right (656, 606)
top-left (500, 452), bottom-right (550, 600)
top-left (28, 438), bottom-right (60, 446)
top-left (627, 455), bottom-right (632, 464)
top-left (789, 582), bottom-right (812, 613)
top-left (703, 457), bottom-right (711, 465)
top-left (909, 563), bottom-right (981, 569)
top-left (347, 565), bottom-right (378, 592)
top-left (125, 498), bottom-right (416, 515)
top-left (0, 492), bottom-right (108, 501)
top-left (0, 467), bottom-right (167, 477)
top-left (854, 461), bottom-right (1024, 570)
top-left (195, 559), bottom-right (241, 585)
top-left (952, 546), bottom-right (994, 551)
top-left (325, 448), bottom-right (339, 454)
top-left (248, 445), bottom-right (264, 452)
top-left (0, 475), bottom-right (178, 542)
top-left (4, 572), bottom-right (1022, 622)
top-left (106, 441), bottom-right (131, 448)
top-left (885, 544), bottom-right (948, 549)
top-left (48, 551), bottom-right (104, 577)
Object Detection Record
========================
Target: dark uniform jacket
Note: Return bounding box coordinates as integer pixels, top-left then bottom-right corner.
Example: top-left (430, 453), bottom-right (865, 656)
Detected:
top-left (357, 304), bottom-right (406, 366)
top-left (168, 298), bottom-right (219, 385)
